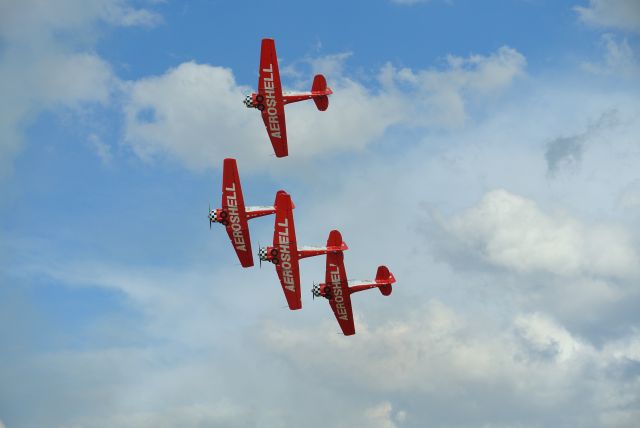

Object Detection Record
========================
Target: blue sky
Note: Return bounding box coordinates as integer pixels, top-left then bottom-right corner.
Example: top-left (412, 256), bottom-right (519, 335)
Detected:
top-left (1, 1), bottom-right (640, 427)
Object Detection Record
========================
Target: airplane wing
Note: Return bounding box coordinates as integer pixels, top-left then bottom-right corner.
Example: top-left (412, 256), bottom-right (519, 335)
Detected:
top-left (258, 38), bottom-right (288, 158)
top-left (273, 190), bottom-right (301, 310)
top-left (221, 158), bottom-right (253, 267)
top-left (325, 249), bottom-right (355, 336)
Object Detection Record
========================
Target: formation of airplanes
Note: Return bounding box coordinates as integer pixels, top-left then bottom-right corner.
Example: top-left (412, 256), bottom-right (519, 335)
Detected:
top-left (209, 39), bottom-right (397, 336)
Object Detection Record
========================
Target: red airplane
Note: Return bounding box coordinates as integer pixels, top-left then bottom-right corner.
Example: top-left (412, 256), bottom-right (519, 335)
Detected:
top-left (258, 191), bottom-right (348, 310)
top-left (209, 158), bottom-right (279, 268)
top-left (312, 231), bottom-right (397, 336)
top-left (243, 38), bottom-right (333, 158)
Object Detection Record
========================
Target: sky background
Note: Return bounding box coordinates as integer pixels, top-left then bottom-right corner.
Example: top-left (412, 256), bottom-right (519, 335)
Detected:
top-left (1, 0), bottom-right (640, 427)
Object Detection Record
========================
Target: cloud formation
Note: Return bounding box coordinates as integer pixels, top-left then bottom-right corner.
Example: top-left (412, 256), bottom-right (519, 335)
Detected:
top-left (435, 189), bottom-right (638, 278)
top-left (121, 46), bottom-right (525, 171)
top-left (0, 0), bottom-right (160, 175)
top-left (575, 0), bottom-right (640, 33)
top-left (262, 301), bottom-right (640, 427)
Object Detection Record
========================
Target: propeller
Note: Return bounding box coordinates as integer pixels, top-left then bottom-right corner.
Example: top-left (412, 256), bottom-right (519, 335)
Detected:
top-left (208, 203), bottom-right (212, 229)
top-left (258, 241), bottom-right (262, 268)
top-left (311, 282), bottom-right (315, 300)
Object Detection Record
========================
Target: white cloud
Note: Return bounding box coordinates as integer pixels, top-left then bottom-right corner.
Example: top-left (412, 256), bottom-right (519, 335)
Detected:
top-left (3, 16), bottom-right (640, 427)
top-left (436, 189), bottom-right (638, 278)
top-left (123, 62), bottom-right (265, 169)
top-left (121, 46), bottom-right (525, 171)
top-left (0, 0), bottom-right (161, 40)
top-left (361, 402), bottom-right (400, 428)
top-left (514, 312), bottom-right (589, 362)
top-left (575, 0), bottom-right (640, 33)
top-left (122, 59), bottom-right (405, 170)
top-left (0, 0), bottom-right (160, 175)
top-left (262, 301), bottom-right (525, 392)
top-left (261, 301), bottom-right (640, 427)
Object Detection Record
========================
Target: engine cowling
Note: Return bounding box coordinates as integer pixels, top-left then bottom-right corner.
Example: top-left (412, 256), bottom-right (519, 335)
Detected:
top-left (312, 283), bottom-right (332, 299)
top-left (209, 209), bottom-right (222, 223)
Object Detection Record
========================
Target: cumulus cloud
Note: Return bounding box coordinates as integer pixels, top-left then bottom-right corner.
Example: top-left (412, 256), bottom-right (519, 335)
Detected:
top-left (0, 0), bottom-right (160, 174)
top-left (261, 301), bottom-right (640, 427)
top-left (514, 312), bottom-right (589, 362)
top-left (8, 79), bottom-right (640, 424)
top-left (377, 46), bottom-right (526, 127)
top-left (121, 46), bottom-right (525, 171)
top-left (575, 0), bottom-right (640, 33)
top-left (434, 189), bottom-right (638, 278)
top-left (123, 62), bottom-right (263, 169)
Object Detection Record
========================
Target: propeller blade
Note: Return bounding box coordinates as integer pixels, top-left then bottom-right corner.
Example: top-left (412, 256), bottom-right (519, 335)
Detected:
top-left (208, 203), bottom-right (212, 229)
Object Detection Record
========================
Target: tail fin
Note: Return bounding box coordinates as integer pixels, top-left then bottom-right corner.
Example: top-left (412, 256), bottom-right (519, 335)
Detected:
top-left (375, 266), bottom-right (395, 296)
top-left (326, 230), bottom-right (343, 249)
top-left (325, 229), bottom-right (348, 251)
top-left (312, 74), bottom-right (327, 92)
top-left (311, 74), bottom-right (330, 111)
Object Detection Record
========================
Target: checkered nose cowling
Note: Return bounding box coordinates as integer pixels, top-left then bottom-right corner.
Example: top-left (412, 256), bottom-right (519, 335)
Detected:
top-left (312, 284), bottom-right (321, 298)
top-left (258, 247), bottom-right (268, 261)
top-left (243, 95), bottom-right (254, 108)
top-left (208, 210), bottom-right (217, 223)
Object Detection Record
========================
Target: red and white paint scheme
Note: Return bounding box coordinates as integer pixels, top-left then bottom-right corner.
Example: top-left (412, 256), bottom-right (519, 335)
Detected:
top-left (258, 192), bottom-right (348, 310)
top-left (209, 158), bottom-right (278, 268)
top-left (311, 231), bottom-right (397, 336)
top-left (244, 38), bottom-right (333, 158)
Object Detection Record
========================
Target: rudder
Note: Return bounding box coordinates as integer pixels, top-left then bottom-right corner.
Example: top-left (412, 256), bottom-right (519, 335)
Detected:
top-left (326, 230), bottom-right (343, 248)
top-left (311, 74), bottom-right (327, 92)
top-left (311, 74), bottom-right (330, 111)
top-left (376, 266), bottom-right (395, 296)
